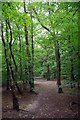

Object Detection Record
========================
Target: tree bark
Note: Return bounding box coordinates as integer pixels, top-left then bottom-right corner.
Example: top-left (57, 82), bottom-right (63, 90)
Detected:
top-left (1, 20), bottom-right (19, 111)
top-left (6, 19), bottom-right (10, 90)
top-left (24, 1), bottom-right (34, 91)
top-left (55, 41), bottom-right (63, 93)
top-left (19, 34), bottom-right (22, 81)
top-left (46, 53), bottom-right (50, 81)
top-left (7, 18), bottom-right (22, 94)
top-left (47, 64), bottom-right (50, 80)
top-left (7, 18), bottom-right (18, 74)
top-left (70, 56), bottom-right (75, 88)
top-left (77, 4), bottom-right (80, 89)
top-left (30, 10), bottom-right (34, 88)
top-left (68, 29), bottom-right (75, 88)
top-left (16, 25), bottom-right (22, 81)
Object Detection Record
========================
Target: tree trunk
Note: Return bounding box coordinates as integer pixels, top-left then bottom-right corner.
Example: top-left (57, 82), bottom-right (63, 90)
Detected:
top-left (1, 20), bottom-right (19, 111)
top-left (7, 18), bottom-right (22, 95)
top-left (17, 25), bottom-right (22, 81)
top-left (46, 52), bottom-right (50, 81)
top-left (24, 20), bottom-right (31, 86)
top-left (19, 34), bottom-right (22, 81)
top-left (30, 10), bottom-right (34, 89)
top-left (24, 1), bottom-right (34, 91)
top-left (25, 65), bottom-right (29, 83)
top-left (78, 5), bottom-right (80, 89)
top-left (47, 64), bottom-right (50, 80)
top-left (18, 31), bottom-right (26, 89)
top-left (7, 18), bottom-right (18, 75)
top-left (70, 56), bottom-right (75, 88)
top-left (55, 41), bottom-right (63, 93)
top-left (6, 19), bottom-right (10, 90)
top-left (68, 29), bottom-right (75, 88)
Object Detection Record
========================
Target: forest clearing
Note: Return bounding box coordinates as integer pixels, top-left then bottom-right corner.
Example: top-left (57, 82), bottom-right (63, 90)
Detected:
top-left (1, 1), bottom-right (80, 119)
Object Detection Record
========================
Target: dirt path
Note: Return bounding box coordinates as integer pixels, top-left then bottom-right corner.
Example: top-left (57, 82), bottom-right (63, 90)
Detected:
top-left (2, 80), bottom-right (79, 118)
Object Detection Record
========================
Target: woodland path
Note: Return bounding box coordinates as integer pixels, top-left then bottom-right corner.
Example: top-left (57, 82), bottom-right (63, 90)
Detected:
top-left (2, 79), bottom-right (79, 119)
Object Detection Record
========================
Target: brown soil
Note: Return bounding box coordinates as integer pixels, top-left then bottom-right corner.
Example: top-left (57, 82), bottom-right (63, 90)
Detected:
top-left (2, 79), bottom-right (80, 119)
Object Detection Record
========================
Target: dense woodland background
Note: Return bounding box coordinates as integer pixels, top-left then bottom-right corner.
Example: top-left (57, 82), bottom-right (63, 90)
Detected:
top-left (1, 1), bottom-right (80, 112)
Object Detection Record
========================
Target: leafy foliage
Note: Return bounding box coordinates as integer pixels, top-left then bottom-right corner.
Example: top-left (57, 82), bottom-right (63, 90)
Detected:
top-left (1, 2), bottom-right (79, 88)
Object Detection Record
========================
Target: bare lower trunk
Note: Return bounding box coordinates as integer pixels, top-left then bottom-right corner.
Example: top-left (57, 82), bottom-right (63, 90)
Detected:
top-left (47, 64), bottom-right (50, 81)
top-left (70, 57), bottom-right (75, 88)
top-left (6, 64), bottom-right (10, 90)
top-left (55, 41), bottom-right (63, 93)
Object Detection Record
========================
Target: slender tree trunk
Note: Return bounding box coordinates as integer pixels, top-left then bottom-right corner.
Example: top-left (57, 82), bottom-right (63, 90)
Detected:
top-left (70, 56), bottom-right (75, 88)
top-left (77, 5), bottom-right (80, 89)
top-left (47, 64), bottom-right (50, 80)
top-left (55, 41), bottom-right (63, 93)
top-left (30, 10), bottom-right (34, 88)
top-left (19, 35), bottom-right (22, 80)
top-left (1, 20), bottom-right (19, 111)
top-left (6, 19), bottom-right (10, 90)
top-left (24, 1), bottom-right (34, 91)
top-left (68, 30), bottom-right (75, 88)
top-left (16, 24), bottom-right (27, 90)
top-left (17, 25), bottom-right (22, 81)
top-left (24, 22), bottom-right (30, 83)
top-left (7, 18), bottom-right (18, 74)
top-left (24, 22), bottom-right (32, 88)
top-left (8, 62), bottom-right (19, 111)
top-left (7, 18), bottom-right (22, 94)
top-left (46, 53), bottom-right (50, 81)
top-left (2, 20), bottom-right (10, 88)
top-left (23, 1), bottom-right (30, 83)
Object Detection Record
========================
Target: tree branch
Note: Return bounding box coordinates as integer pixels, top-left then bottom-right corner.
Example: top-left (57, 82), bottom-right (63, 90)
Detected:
top-left (7, 18), bottom-right (13, 45)
top-left (1, 21), bottom-right (6, 47)
top-left (33, 8), bottom-right (52, 34)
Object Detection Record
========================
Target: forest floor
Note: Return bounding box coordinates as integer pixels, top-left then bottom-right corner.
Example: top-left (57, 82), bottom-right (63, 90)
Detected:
top-left (2, 79), bottom-right (80, 119)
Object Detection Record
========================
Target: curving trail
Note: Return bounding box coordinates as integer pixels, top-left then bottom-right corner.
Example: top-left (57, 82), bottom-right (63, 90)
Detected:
top-left (2, 79), bottom-right (79, 118)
